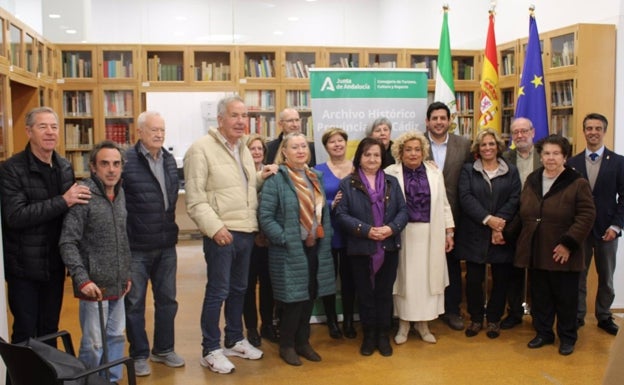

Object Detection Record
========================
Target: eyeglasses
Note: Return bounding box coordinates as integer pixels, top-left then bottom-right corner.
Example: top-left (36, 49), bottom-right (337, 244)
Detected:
top-left (511, 128), bottom-right (532, 136)
top-left (147, 127), bottom-right (166, 133)
top-left (281, 118), bottom-right (301, 124)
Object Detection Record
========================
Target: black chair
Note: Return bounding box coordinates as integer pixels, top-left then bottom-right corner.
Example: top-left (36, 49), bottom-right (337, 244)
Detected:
top-left (0, 330), bottom-right (136, 385)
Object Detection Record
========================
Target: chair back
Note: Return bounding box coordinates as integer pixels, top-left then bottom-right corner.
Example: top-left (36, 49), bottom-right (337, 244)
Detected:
top-left (0, 337), bottom-right (58, 385)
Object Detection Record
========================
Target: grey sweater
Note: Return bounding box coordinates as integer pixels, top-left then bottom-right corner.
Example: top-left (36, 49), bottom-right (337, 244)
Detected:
top-left (59, 176), bottom-right (131, 300)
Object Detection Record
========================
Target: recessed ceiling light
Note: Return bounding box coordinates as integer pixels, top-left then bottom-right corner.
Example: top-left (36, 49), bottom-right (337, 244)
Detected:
top-left (65, 29), bottom-right (77, 34)
top-left (175, 16), bottom-right (187, 21)
top-left (273, 30), bottom-right (284, 35)
top-left (48, 14), bottom-right (61, 19)
top-left (288, 17), bottom-right (299, 21)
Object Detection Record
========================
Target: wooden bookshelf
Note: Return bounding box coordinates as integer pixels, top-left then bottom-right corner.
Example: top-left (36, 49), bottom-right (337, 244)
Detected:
top-left (241, 86), bottom-right (278, 138)
top-left (240, 47), bottom-right (278, 82)
top-left (60, 46), bottom-right (95, 80)
top-left (364, 48), bottom-right (403, 68)
top-left (282, 47), bottom-right (318, 81)
top-left (323, 48), bottom-right (363, 68)
top-left (98, 45), bottom-right (139, 81)
top-left (143, 46), bottom-right (186, 83)
top-left (191, 47), bottom-right (236, 84)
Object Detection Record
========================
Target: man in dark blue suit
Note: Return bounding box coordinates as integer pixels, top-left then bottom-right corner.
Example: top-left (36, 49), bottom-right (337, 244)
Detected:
top-left (567, 112), bottom-right (624, 336)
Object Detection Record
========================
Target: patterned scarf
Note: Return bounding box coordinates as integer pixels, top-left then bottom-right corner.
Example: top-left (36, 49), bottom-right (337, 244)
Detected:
top-left (286, 163), bottom-right (325, 243)
top-left (358, 168), bottom-right (386, 285)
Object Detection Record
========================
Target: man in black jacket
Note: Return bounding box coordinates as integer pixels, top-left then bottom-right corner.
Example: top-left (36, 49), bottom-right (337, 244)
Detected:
top-left (122, 111), bottom-right (185, 376)
top-left (265, 107), bottom-right (316, 166)
top-left (0, 106), bottom-right (90, 343)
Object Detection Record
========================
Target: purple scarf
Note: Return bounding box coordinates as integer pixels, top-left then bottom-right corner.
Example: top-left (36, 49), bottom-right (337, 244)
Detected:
top-left (358, 168), bottom-right (386, 286)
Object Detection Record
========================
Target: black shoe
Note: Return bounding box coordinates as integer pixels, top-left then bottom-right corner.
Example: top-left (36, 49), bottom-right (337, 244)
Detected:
top-left (247, 328), bottom-right (261, 347)
top-left (598, 318), bottom-right (619, 335)
top-left (343, 316), bottom-right (357, 339)
top-left (260, 324), bottom-right (279, 343)
top-left (527, 336), bottom-right (554, 349)
top-left (576, 318), bottom-right (585, 330)
top-left (279, 347), bottom-right (302, 366)
top-left (559, 343), bottom-right (575, 356)
top-left (500, 316), bottom-right (522, 330)
top-left (360, 329), bottom-right (376, 356)
top-left (465, 322), bottom-right (482, 337)
top-left (377, 333), bottom-right (393, 357)
top-left (295, 344), bottom-right (321, 362)
top-left (327, 320), bottom-right (343, 339)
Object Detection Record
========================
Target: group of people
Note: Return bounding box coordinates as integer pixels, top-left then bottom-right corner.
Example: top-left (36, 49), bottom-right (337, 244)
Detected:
top-left (1, 107), bottom-right (184, 382)
top-left (1, 98), bottom-right (621, 380)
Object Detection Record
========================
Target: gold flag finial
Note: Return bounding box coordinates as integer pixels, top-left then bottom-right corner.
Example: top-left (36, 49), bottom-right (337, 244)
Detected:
top-left (443, 4), bottom-right (449, 12)
top-left (529, 4), bottom-right (535, 16)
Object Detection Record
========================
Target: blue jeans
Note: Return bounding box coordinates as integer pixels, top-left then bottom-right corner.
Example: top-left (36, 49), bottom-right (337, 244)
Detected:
top-left (125, 247), bottom-right (179, 359)
top-left (201, 231), bottom-right (254, 353)
top-left (78, 299), bottom-right (126, 382)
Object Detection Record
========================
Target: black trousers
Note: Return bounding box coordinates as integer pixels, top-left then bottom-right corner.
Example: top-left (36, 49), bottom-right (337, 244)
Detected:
top-left (505, 266), bottom-right (526, 320)
top-left (279, 243), bottom-right (318, 349)
top-left (465, 261), bottom-right (512, 324)
top-left (350, 251), bottom-right (398, 331)
top-left (243, 244), bottom-right (274, 330)
top-left (530, 269), bottom-right (579, 345)
top-left (444, 251), bottom-right (463, 316)
top-left (6, 273), bottom-right (65, 343)
top-left (337, 247), bottom-right (356, 317)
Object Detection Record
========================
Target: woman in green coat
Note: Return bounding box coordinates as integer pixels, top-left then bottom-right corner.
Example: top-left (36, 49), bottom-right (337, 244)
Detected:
top-left (258, 133), bottom-right (334, 366)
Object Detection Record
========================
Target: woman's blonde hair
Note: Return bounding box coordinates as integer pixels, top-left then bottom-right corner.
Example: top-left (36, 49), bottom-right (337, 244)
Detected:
top-left (275, 132), bottom-right (310, 165)
top-left (471, 128), bottom-right (505, 158)
top-left (391, 131), bottom-right (430, 163)
top-left (246, 133), bottom-right (267, 155)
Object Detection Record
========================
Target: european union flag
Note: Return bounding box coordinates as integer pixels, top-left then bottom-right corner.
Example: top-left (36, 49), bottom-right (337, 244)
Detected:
top-left (515, 13), bottom-right (548, 141)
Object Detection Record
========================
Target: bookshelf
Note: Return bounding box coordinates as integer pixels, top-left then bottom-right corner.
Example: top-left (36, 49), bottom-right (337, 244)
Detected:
top-left (282, 48), bottom-right (317, 81)
top-left (455, 90), bottom-right (476, 138)
top-left (60, 47), bottom-right (94, 80)
top-left (324, 48), bottom-right (362, 68)
top-left (60, 86), bottom-right (96, 177)
top-left (409, 51), bottom-right (438, 80)
top-left (240, 47), bottom-right (278, 81)
top-left (8, 22), bottom-right (21, 68)
top-left (0, 74), bottom-right (5, 160)
top-left (501, 87), bottom-right (516, 144)
top-left (241, 86), bottom-right (278, 139)
top-left (98, 46), bottom-right (138, 81)
top-left (103, 87), bottom-right (137, 147)
top-left (364, 49), bottom-right (402, 68)
top-left (192, 47), bottom-right (236, 83)
top-left (143, 47), bottom-right (186, 83)
top-left (543, 24), bottom-right (615, 149)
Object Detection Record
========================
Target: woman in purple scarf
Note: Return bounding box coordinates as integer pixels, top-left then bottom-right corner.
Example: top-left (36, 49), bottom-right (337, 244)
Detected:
top-left (335, 138), bottom-right (408, 357)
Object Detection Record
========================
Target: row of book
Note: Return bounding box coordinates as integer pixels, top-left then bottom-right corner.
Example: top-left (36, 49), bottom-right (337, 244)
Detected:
top-left (330, 55), bottom-right (358, 68)
top-left (455, 117), bottom-right (474, 138)
top-left (63, 91), bottom-right (92, 116)
top-left (104, 91), bottom-right (134, 117)
top-left (454, 60), bottom-right (474, 80)
top-left (551, 80), bottom-right (574, 107)
top-left (284, 60), bottom-right (313, 78)
top-left (501, 52), bottom-right (515, 76)
top-left (551, 113), bottom-right (573, 138)
top-left (285, 90), bottom-right (310, 109)
top-left (412, 58), bottom-right (437, 79)
top-left (103, 59), bottom-right (133, 78)
top-left (194, 61), bottom-right (231, 81)
top-left (456, 92), bottom-right (475, 113)
top-left (147, 55), bottom-right (183, 81)
top-left (245, 57), bottom-right (276, 78)
top-left (66, 152), bottom-right (90, 176)
top-left (105, 123), bottom-right (130, 145)
top-left (248, 115), bottom-right (277, 138)
top-left (64, 123), bottom-right (93, 148)
top-left (62, 53), bottom-right (93, 78)
top-left (244, 91), bottom-right (275, 111)
top-left (551, 41), bottom-right (575, 67)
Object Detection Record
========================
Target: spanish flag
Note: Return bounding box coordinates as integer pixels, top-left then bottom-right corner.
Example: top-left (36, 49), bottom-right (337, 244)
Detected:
top-left (478, 10), bottom-right (501, 132)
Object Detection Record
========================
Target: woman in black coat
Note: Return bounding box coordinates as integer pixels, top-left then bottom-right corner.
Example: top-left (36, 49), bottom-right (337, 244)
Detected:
top-left (456, 129), bottom-right (521, 339)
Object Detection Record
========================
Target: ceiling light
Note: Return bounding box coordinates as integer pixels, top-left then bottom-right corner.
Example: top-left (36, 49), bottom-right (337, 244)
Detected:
top-left (273, 30), bottom-right (284, 35)
top-left (48, 14), bottom-right (61, 19)
top-left (288, 17), bottom-right (299, 21)
top-left (65, 29), bottom-right (77, 34)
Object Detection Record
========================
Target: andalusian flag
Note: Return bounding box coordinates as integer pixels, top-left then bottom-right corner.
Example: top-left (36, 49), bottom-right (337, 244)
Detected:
top-left (434, 6), bottom-right (458, 132)
top-left (478, 10), bottom-right (501, 132)
top-left (515, 10), bottom-right (548, 141)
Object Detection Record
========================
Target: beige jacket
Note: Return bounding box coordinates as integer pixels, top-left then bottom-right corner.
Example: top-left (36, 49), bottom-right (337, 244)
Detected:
top-left (184, 127), bottom-right (259, 237)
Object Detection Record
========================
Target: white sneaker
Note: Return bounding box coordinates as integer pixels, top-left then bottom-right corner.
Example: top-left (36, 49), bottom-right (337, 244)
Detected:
top-left (223, 339), bottom-right (264, 360)
top-left (133, 358), bottom-right (151, 376)
top-left (200, 349), bottom-right (235, 374)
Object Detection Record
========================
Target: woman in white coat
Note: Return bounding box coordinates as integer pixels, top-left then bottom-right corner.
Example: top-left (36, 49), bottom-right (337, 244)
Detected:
top-left (385, 131), bottom-right (455, 344)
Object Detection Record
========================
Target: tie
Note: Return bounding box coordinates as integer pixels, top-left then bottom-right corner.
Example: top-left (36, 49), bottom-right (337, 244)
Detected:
top-left (589, 153), bottom-right (599, 161)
